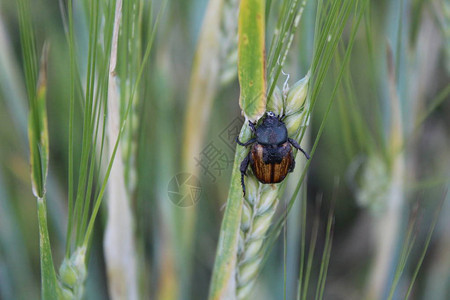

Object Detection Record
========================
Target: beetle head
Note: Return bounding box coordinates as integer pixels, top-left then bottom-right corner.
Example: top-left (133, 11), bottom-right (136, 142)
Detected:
top-left (267, 111), bottom-right (276, 118)
top-left (264, 111), bottom-right (280, 123)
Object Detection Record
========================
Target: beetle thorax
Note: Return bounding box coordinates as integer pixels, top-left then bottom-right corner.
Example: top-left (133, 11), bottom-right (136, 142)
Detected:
top-left (256, 116), bottom-right (288, 145)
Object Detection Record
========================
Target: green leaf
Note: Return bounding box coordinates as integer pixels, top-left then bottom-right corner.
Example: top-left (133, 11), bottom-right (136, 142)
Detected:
top-left (208, 125), bottom-right (252, 300)
top-left (33, 47), bottom-right (60, 299)
top-left (37, 197), bottom-right (61, 299)
top-left (238, 0), bottom-right (266, 121)
top-left (18, 0), bottom-right (59, 295)
top-left (31, 43), bottom-right (50, 198)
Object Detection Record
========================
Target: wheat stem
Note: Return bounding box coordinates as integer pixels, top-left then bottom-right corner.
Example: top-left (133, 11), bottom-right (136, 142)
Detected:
top-left (236, 75), bottom-right (310, 299)
top-left (104, 1), bottom-right (139, 298)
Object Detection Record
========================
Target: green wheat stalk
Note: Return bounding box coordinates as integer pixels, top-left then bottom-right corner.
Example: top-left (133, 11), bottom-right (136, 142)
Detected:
top-left (17, 0), bottom-right (61, 296)
top-left (236, 74), bottom-right (310, 299)
top-left (17, 0), bottom-right (163, 298)
top-left (259, 2), bottom-right (367, 299)
top-left (210, 0), bottom-right (367, 298)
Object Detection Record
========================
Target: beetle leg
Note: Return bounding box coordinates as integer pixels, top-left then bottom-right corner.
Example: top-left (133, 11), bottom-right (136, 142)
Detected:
top-left (240, 151), bottom-right (252, 196)
top-left (288, 138), bottom-right (310, 159)
top-left (249, 120), bottom-right (257, 134)
top-left (236, 137), bottom-right (256, 147)
top-left (288, 151), bottom-right (295, 172)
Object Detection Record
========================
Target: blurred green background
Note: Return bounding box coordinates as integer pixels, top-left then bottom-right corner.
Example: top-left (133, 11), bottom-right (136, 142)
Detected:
top-left (0, 0), bottom-right (449, 299)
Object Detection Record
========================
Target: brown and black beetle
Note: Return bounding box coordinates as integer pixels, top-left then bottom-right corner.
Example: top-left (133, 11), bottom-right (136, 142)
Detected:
top-left (237, 111), bottom-right (310, 195)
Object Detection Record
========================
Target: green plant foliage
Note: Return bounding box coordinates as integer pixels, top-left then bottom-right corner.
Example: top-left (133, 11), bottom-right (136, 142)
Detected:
top-left (2, 0), bottom-right (449, 299)
top-left (238, 0), bottom-right (266, 121)
top-left (17, 0), bottom-right (60, 296)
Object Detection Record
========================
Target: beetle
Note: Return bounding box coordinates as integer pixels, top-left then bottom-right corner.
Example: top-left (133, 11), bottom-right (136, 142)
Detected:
top-left (236, 111), bottom-right (310, 195)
